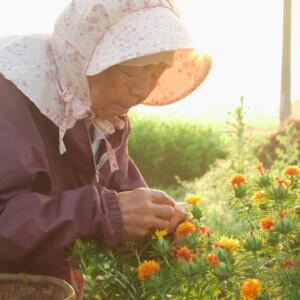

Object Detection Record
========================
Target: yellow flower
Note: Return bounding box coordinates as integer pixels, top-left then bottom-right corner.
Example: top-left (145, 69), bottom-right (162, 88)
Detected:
top-left (241, 278), bottom-right (262, 300)
top-left (138, 260), bottom-right (160, 280)
top-left (152, 229), bottom-right (168, 240)
top-left (185, 195), bottom-right (202, 206)
top-left (284, 165), bottom-right (300, 176)
top-left (215, 237), bottom-right (239, 252)
top-left (175, 221), bottom-right (197, 236)
top-left (230, 174), bottom-right (247, 185)
top-left (259, 216), bottom-right (275, 230)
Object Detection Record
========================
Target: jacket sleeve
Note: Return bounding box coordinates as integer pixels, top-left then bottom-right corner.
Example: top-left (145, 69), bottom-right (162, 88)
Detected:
top-left (0, 77), bottom-right (123, 266)
top-left (107, 117), bottom-right (148, 192)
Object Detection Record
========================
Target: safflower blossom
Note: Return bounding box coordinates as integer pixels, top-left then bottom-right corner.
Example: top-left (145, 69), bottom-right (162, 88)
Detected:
top-left (283, 166), bottom-right (300, 176)
top-left (275, 177), bottom-right (290, 187)
top-left (152, 229), bottom-right (168, 240)
top-left (255, 163), bottom-right (264, 175)
top-left (253, 192), bottom-right (265, 202)
top-left (198, 225), bottom-right (211, 236)
top-left (175, 246), bottom-right (192, 262)
top-left (215, 237), bottom-right (239, 252)
top-left (230, 174), bottom-right (247, 185)
top-left (206, 254), bottom-right (220, 266)
top-left (185, 195), bottom-right (202, 206)
top-left (280, 259), bottom-right (300, 271)
top-left (175, 221), bottom-right (196, 236)
top-left (241, 278), bottom-right (262, 300)
top-left (259, 216), bottom-right (275, 230)
top-left (138, 260), bottom-right (160, 280)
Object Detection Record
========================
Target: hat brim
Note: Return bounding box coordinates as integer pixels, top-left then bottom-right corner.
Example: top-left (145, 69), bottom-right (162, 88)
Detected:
top-left (86, 6), bottom-right (212, 106)
top-left (143, 50), bottom-right (212, 105)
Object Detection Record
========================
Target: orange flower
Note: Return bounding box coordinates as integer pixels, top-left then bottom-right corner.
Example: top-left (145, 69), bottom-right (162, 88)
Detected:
top-left (231, 174), bottom-right (247, 185)
top-left (185, 195), bottom-right (202, 206)
top-left (241, 279), bottom-right (261, 300)
top-left (175, 221), bottom-right (196, 236)
top-left (253, 192), bottom-right (265, 202)
top-left (198, 225), bottom-right (211, 237)
top-left (255, 163), bottom-right (264, 175)
top-left (284, 166), bottom-right (300, 176)
top-left (206, 254), bottom-right (220, 267)
top-left (275, 177), bottom-right (290, 187)
top-left (259, 216), bottom-right (275, 230)
top-left (138, 260), bottom-right (160, 280)
top-left (175, 246), bottom-right (192, 262)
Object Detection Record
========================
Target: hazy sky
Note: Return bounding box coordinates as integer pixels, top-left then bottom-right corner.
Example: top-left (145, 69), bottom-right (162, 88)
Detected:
top-left (0, 0), bottom-right (299, 116)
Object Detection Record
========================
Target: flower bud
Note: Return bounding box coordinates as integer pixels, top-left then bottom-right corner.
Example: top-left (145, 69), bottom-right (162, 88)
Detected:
top-left (275, 217), bottom-right (295, 234)
top-left (212, 247), bottom-right (231, 263)
top-left (213, 262), bottom-right (233, 280)
top-left (191, 205), bottom-right (203, 220)
top-left (244, 235), bottom-right (262, 252)
top-left (233, 184), bottom-right (248, 199)
top-left (255, 173), bottom-right (272, 188)
top-left (176, 259), bottom-right (207, 277)
top-left (153, 238), bottom-right (172, 256)
top-left (265, 184), bottom-right (290, 202)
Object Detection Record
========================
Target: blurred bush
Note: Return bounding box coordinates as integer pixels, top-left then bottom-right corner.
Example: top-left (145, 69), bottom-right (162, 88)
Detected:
top-left (256, 117), bottom-right (300, 170)
top-left (128, 113), bottom-right (228, 187)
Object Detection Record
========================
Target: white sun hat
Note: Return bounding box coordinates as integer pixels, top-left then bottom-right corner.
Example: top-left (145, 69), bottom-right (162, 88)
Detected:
top-left (86, 5), bottom-right (212, 106)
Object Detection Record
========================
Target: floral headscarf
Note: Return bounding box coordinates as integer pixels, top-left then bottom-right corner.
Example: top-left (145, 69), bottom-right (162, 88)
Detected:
top-left (0, 0), bottom-right (211, 156)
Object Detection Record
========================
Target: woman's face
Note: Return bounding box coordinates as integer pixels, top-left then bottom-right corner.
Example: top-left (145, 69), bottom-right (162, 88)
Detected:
top-left (87, 62), bottom-right (167, 120)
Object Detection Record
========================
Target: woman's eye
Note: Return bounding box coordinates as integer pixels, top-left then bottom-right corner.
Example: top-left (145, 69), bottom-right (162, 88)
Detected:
top-left (125, 72), bottom-right (138, 79)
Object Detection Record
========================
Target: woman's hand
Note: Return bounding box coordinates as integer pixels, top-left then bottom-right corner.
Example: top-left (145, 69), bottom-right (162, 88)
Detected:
top-left (117, 188), bottom-right (176, 241)
top-left (168, 202), bottom-right (190, 233)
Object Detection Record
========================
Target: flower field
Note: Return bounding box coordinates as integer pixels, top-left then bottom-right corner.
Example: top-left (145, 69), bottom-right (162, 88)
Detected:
top-left (71, 165), bottom-right (300, 299)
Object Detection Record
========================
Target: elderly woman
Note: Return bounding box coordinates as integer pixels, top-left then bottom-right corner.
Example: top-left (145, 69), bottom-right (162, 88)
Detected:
top-left (0, 0), bottom-right (211, 296)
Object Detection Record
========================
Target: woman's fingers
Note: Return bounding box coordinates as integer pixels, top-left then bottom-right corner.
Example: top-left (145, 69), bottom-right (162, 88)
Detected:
top-left (152, 203), bottom-right (174, 220)
top-left (149, 189), bottom-right (176, 207)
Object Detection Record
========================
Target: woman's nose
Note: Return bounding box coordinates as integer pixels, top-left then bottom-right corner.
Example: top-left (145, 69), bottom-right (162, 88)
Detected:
top-left (130, 72), bottom-right (153, 101)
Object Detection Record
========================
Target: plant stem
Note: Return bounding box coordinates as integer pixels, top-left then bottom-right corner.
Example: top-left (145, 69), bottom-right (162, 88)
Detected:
top-left (239, 198), bottom-right (257, 230)
top-left (253, 251), bottom-right (263, 281)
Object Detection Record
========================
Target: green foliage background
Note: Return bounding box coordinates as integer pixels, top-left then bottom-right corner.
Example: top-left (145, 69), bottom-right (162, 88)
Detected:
top-left (128, 112), bottom-right (228, 187)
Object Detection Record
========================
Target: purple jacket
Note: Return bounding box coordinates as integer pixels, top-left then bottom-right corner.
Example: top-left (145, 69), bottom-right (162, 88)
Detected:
top-left (0, 74), bottom-right (147, 289)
